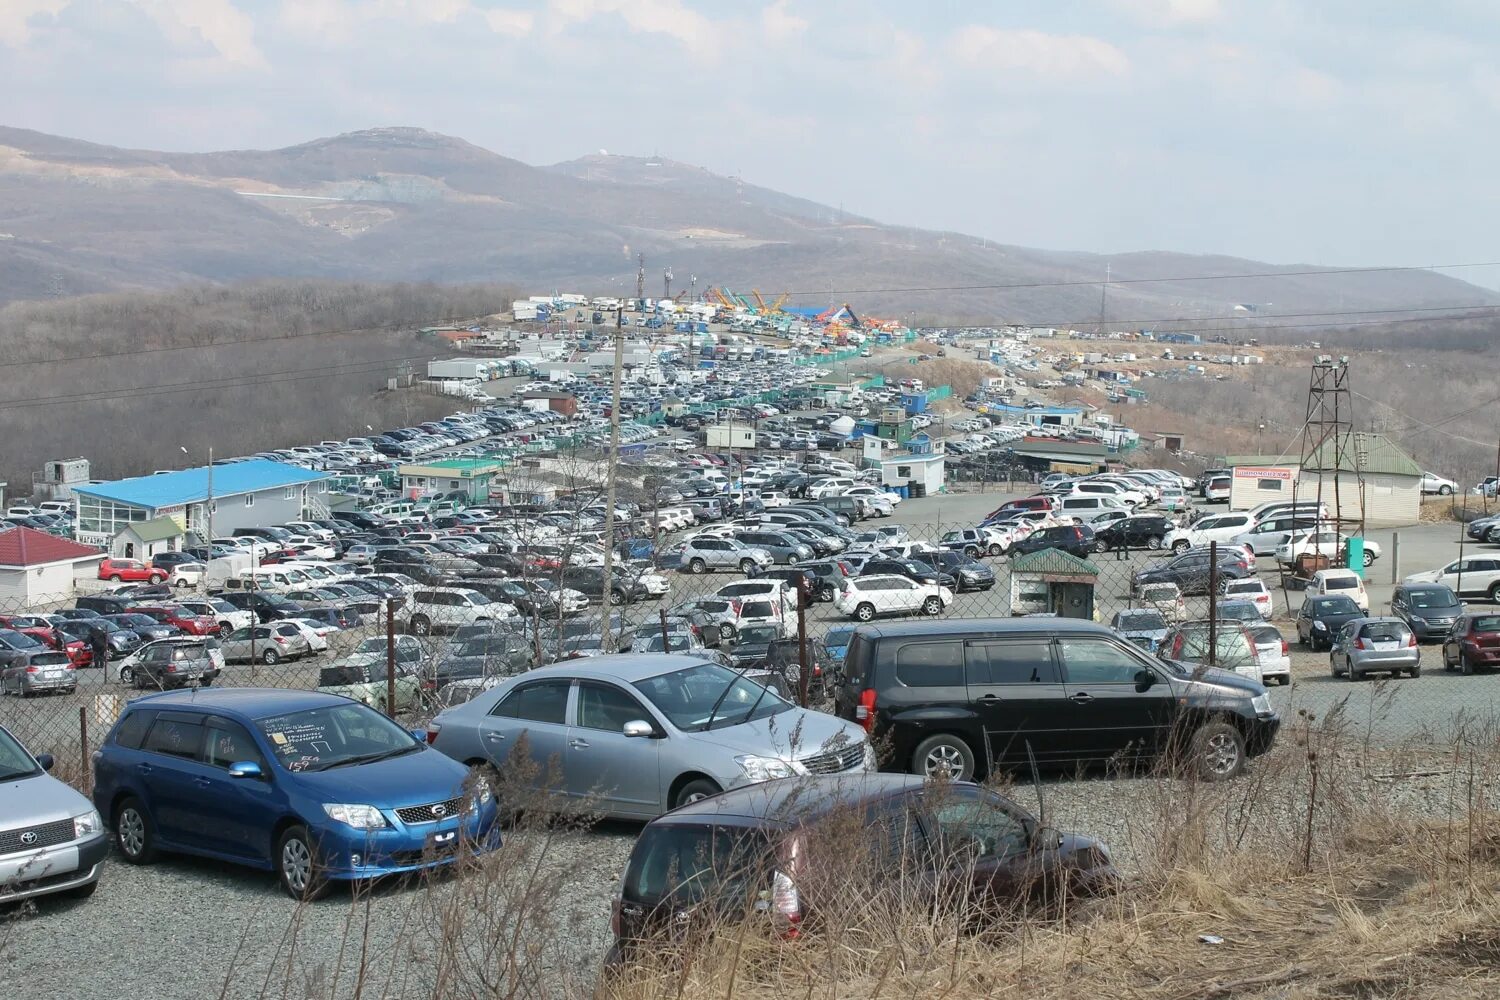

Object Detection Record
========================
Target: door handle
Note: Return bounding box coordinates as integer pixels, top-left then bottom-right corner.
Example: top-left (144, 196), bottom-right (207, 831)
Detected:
top-left (620, 904), bottom-right (644, 918)
top-left (1069, 692), bottom-right (1094, 703)
top-left (484, 732), bottom-right (506, 742)
top-left (978, 693), bottom-right (999, 701)
top-left (193, 776), bottom-right (212, 788)
top-left (569, 739), bottom-right (590, 749)
top-left (137, 763), bottom-right (153, 774)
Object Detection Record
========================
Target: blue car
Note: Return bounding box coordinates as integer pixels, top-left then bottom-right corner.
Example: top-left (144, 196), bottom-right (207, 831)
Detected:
top-left (823, 625), bottom-right (858, 664)
top-left (92, 689), bottom-right (499, 898)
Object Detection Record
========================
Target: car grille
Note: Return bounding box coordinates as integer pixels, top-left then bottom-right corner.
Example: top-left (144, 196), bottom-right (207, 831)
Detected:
top-left (799, 742), bottom-right (866, 775)
top-left (394, 797), bottom-right (465, 825)
top-left (0, 817), bottom-right (76, 854)
top-left (1422, 617), bottom-right (1456, 630)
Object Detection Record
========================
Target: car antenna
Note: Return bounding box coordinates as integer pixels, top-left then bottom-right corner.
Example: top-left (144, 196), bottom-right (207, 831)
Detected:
top-left (1025, 739), bottom-right (1045, 826)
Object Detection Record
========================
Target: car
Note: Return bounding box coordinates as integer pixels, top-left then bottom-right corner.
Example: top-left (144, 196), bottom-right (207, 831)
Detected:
top-left (835, 575), bottom-right (952, 622)
top-left (1308, 568), bottom-right (1370, 613)
top-left (928, 550), bottom-right (995, 592)
top-left (1231, 513), bottom-right (1324, 556)
top-left (0, 640), bottom-right (76, 695)
top-left (607, 774), bottom-right (1118, 965)
top-left (1246, 623), bottom-right (1291, 686)
top-left (1009, 524), bottom-right (1097, 559)
top-left (0, 723), bottom-right (107, 903)
top-left (1419, 471), bottom-right (1458, 496)
top-left (822, 624), bottom-right (858, 665)
top-left (427, 654), bottom-right (871, 819)
top-left (1295, 595), bottom-right (1366, 651)
top-left (859, 557), bottom-right (956, 589)
top-left (425, 633), bottom-right (535, 690)
top-left (1220, 578), bottom-right (1274, 619)
top-left (1094, 515), bottom-right (1174, 552)
top-left (938, 527), bottom-right (1008, 557)
top-left (1203, 475), bottom-right (1232, 502)
top-left (1403, 556), bottom-right (1500, 602)
top-left (168, 562), bottom-right (205, 589)
top-left (1276, 528), bottom-right (1381, 569)
top-left (405, 587), bottom-right (517, 635)
top-left (128, 603), bottom-right (221, 637)
top-left (834, 618), bottom-right (1278, 782)
top-left (1441, 612), bottom-right (1500, 674)
top-left (1156, 621), bottom-right (1262, 682)
top-left (1388, 584), bottom-right (1463, 642)
top-left (97, 558), bottom-right (167, 584)
top-left (220, 622), bottom-right (315, 664)
top-left (725, 623), bottom-right (781, 668)
top-left (217, 591), bottom-right (308, 624)
top-left (92, 689), bottom-right (500, 898)
top-left (1164, 512), bottom-right (1254, 554)
top-left (122, 639), bottom-right (221, 690)
top-left (1330, 617), bottom-right (1419, 680)
top-left (1214, 599), bottom-right (1266, 628)
top-left (1131, 549), bottom-right (1251, 597)
top-left (1109, 608), bottom-right (1169, 652)
top-left (317, 663), bottom-right (423, 713)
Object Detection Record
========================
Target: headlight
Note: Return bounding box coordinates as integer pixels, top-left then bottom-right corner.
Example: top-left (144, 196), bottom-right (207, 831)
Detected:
top-left (73, 809), bottom-right (104, 838)
top-left (470, 783), bottom-right (493, 811)
top-left (1251, 693), bottom-right (1272, 715)
top-left (1312, 621), bottom-right (1327, 630)
top-left (322, 803), bottom-right (389, 829)
top-left (862, 742), bottom-right (877, 770)
top-left (735, 755), bottom-right (806, 782)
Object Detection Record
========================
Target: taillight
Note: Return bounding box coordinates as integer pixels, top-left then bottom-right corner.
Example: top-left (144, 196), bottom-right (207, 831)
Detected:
top-left (1280, 639), bottom-right (1289, 656)
top-left (274, 636), bottom-right (286, 644)
top-left (770, 870), bottom-right (801, 935)
top-left (855, 688), bottom-right (877, 731)
top-left (426, 723), bottom-right (441, 744)
top-left (730, 598), bottom-right (742, 615)
top-left (1353, 638), bottom-right (1367, 650)
top-left (24, 666), bottom-right (38, 674)
top-left (1407, 634), bottom-right (1417, 648)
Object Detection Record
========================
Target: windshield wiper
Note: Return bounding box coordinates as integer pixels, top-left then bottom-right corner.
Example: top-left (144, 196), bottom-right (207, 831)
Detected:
top-left (701, 664), bottom-right (755, 732)
top-left (313, 744), bottom-right (418, 771)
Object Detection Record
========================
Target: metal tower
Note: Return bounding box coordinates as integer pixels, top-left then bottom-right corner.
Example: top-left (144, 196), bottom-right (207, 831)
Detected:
top-left (1297, 357), bottom-right (1365, 540)
top-left (635, 253), bottom-right (645, 303)
top-left (663, 266), bottom-right (673, 301)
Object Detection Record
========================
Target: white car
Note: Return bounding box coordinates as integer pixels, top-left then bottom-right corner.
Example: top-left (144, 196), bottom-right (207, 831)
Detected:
top-left (1418, 471), bottom-right (1457, 496)
top-left (1276, 529), bottom-right (1381, 569)
top-left (168, 562), bottom-right (205, 589)
top-left (835, 575), bottom-right (953, 622)
top-left (404, 587), bottom-right (518, 635)
top-left (714, 579), bottom-right (798, 619)
top-left (1404, 556), bottom-right (1500, 601)
top-left (174, 597), bottom-right (253, 634)
top-left (808, 477), bottom-right (856, 499)
top-left (1221, 577), bottom-right (1274, 619)
top-left (1165, 512), bottom-right (1255, 554)
top-left (285, 618), bottom-right (334, 651)
top-left (758, 490), bottom-right (792, 508)
top-left (1246, 623), bottom-right (1291, 686)
top-left (842, 484), bottom-right (901, 507)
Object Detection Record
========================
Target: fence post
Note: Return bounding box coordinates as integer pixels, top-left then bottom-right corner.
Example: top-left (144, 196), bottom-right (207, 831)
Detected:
top-left (385, 598), bottom-right (398, 719)
top-left (1390, 531), bottom-right (1400, 585)
top-left (1207, 540), bottom-right (1218, 668)
top-left (78, 706), bottom-right (90, 790)
top-left (659, 607), bottom-right (670, 648)
top-left (797, 593), bottom-right (810, 708)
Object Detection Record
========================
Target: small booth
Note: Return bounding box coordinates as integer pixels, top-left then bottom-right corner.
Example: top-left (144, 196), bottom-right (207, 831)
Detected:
top-left (1010, 550), bottom-right (1099, 619)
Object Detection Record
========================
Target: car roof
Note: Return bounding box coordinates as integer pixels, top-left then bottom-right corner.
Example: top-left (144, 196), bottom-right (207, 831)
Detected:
top-left (506, 652), bottom-right (719, 684)
top-left (850, 617), bottom-right (1114, 639)
top-left (652, 773), bottom-right (932, 828)
top-left (127, 687), bottom-right (347, 719)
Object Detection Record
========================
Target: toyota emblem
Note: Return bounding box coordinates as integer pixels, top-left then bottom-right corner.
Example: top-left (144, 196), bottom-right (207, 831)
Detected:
top-left (19, 831), bottom-right (37, 845)
top-left (431, 804), bottom-right (447, 818)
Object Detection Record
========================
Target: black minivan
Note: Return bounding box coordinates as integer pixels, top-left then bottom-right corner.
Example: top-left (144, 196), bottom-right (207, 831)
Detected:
top-left (835, 618), bottom-right (1279, 782)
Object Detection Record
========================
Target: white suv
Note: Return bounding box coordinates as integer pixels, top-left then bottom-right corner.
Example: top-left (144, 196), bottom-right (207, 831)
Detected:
top-left (835, 575), bottom-right (953, 622)
top-left (1165, 512), bottom-right (1255, 553)
top-left (405, 587), bottom-right (518, 635)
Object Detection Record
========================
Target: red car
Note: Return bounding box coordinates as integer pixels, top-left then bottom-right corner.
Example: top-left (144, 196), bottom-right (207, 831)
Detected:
top-left (98, 558), bottom-right (166, 584)
top-left (1442, 613), bottom-right (1500, 674)
top-left (129, 604), bottom-right (221, 636)
top-left (993, 495), bottom-right (1054, 516)
top-left (0, 615), bottom-right (90, 666)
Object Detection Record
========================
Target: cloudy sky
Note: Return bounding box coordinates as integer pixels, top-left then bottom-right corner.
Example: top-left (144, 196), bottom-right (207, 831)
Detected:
top-left (4, 0), bottom-right (1498, 276)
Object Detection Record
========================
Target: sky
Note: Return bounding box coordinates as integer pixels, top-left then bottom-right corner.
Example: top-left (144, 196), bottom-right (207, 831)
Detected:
top-left (3, 0), bottom-right (1500, 278)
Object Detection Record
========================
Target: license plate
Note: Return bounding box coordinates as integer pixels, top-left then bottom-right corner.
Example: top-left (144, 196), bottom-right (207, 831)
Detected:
top-left (426, 830), bottom-right (457, 850)
top-left (44, 670), bottom-right (63, 679)
top-left (1373, 642), bottom-right (1397, 651)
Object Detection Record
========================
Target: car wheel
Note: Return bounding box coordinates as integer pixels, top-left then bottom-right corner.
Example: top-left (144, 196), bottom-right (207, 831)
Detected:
top-left (262, 648), bottom-right (280, 665)
top-left (739, 559), bottom-right (756, 574)
top-left (115, 798), bottom-right (158, 864)
top-left (912, 734), bottom-right (975, 781)
top-left (119, 666), bottom-right (135, 685)
top-left (1489, 583), bottom-right (1500, 604)
top-left (1409, 666), bottom-right (1421, 678)
top-left (1440, 485), bottom-right (1454, 496)
top-left (1331, 656), bottom-right (1343, 677)
top-left (1362, 551), bottom-right (1375, 568)
top-left (276, 825), bottom-right (329, 900)
top-left (173, 578), bottom-right (189, 589)
top-left (719, 624), bottom-right (737, 641)
top-left (673, 778), bottom-right (721, 809)
top-left (1147, 535), bottom-right (1163, 550)
top-left (921, 596), bottom-right (943, 616)
top-left (689, 558), bottom-right (707, 575)
top-left (1462, 650), bottom-right (1475, 676)
top-left (1171, 540), bottom-right (1189, 554)
top-left (1347, 662), bottom-right (1362, 681)
top-left (199, 676), bottom-right (213, 687)
top-left (411, 615), bottom-right (431, 636)
top-left (149, 574), bottom-right (165, 584)
top-left (855, 602), bottom-right (876, 622)
top-left (986, 543), bottom-right (1001, 556)
top-left (108, 574), bottom-right (122, 582)
top-left (1190, 721), bottom-right (1245, 781)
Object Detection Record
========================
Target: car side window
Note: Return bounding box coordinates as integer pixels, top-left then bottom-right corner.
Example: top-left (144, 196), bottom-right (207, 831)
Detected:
top-left (142, 715), bottom-right (205, 761)
top-left (966, 640), bottom-right (1059, 684)
top-left (576, 682), bottom-right (649, 732)
top-left (111, 710), bottom-right (155, 749)
top-left (924, 788), bottom-right (1030, 862)
top-left (893, 641), bottom-right (964, 687)
top-left (492, 680), bottom-right (571, 725)
top-left (1057, 638), bottom-right (1147, 685)
top-left (204, 718), bottom-right (266, 770)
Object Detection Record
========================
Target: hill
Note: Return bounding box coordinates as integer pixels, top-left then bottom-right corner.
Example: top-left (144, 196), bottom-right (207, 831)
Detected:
top-left (0, 124), bottom-right (1495, 322)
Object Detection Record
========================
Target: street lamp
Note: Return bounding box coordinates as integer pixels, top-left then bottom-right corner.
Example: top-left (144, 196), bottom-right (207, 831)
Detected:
top-left (181, 445), bottom-right (213, 545)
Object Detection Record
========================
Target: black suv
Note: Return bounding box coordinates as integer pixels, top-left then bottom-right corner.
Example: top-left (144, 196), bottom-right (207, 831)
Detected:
top-left (835, 618), bottom-right (1278, 782)
top-left (1094, 515), bottom-right (1175, 551)
top-left (1131, 548), bottom-right (1251, 596)
top-left (1010, 524), bottom-right (1097, 558)
top-left (860, 558), bottom-right (956, 589)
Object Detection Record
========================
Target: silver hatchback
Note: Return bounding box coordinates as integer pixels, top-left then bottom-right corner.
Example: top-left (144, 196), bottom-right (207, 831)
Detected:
top-left (428, 653), bottom-right (872, 820)
top-left (1330, 617), bottom-right (1420, 680)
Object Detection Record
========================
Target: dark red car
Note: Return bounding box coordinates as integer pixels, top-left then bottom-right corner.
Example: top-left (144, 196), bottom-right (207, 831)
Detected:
top-left (0, 615), bottom-right (90, 667)
top-left (1442, 613), bottom-right (1500, 674)
top-left (128, 604), bottom-right (221, 637)
top-left (992, 495), bottom-right (1054, 516)
top-left (97, 558), bottom-right (166, 584)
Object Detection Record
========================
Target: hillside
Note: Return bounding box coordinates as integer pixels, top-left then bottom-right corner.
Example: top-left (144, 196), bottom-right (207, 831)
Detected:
top-left (0, 124), bottom-right (1496, 322)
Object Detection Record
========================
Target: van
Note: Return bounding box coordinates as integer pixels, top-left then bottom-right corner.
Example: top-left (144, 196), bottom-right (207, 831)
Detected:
top-left (1244, 500), bottom-right (1327, 522)
top-left (1056, 495), bottom-right (1128, 524)
top-left (221, 567), bottom-right (313, 593)
top-left (1309, 568), bottom-right (1369, 613)
top-left (1231, 513), bottom-right (1324, 556)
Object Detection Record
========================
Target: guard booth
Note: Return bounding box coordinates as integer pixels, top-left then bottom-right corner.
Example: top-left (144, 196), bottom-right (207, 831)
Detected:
top-left (1009, 550), bottom-right (1099, 619)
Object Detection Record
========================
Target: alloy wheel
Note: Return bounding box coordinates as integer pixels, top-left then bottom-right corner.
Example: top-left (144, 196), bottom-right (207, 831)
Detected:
top-left (282, 838), bottom-right (312, 893)
top-left (924, 744), bottom-right (966, 779)
top-left (119, 808), bottom-right (145, 857)
top-left (1203, 733), bottom-right (1241, 776)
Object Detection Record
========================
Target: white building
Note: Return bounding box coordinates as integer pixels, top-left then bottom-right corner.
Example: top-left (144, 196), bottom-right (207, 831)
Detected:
top-left (0, 527), bottom-right (103, 606)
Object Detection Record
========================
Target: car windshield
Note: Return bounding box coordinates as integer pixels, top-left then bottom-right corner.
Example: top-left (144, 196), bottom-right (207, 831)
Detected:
top-left (1360, 623), bottom-right (1410, 643)
top-left (0, 630), bottom-right (42, 650)
top-left (1116, 611), bottom-right (1166, 631)
top-left (737, 625), bottom-right (779, 645)
top-left (642, 633), bottom-right (694, 652)
top-left (0, 726), bottom-right (40, 782)
top-left (633, 661), bottom-right (792, 732)
top-left (7, 616), bottom-right (46, 628)
top-left (254, 703), bottom-right (421, 772)
top-left (1408, 590), bottom-right (1456, 610)
top-left (1170, 627), bottom-right (1255, 666)
top-left (1312, 597), bottom-right (1361, 615)
top-left (623, 823), bottom-right (773, 905)
top-left (1219, 603), bottom-right (1259, 621)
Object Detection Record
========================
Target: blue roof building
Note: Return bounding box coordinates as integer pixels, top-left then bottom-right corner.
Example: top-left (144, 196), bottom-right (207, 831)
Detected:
top-left (73, 460), bottom-right (331, 548)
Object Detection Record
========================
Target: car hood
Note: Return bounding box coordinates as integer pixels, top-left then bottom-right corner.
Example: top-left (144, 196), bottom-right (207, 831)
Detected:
top-left (1170, 664), bottom-right (1265, 696)
top-left (693, 706), bottom-right (863, 762)
top-left (1402, 570), bottom-right (1444, 584)
top-left (284, 745), bottom-right (470, 808)
top-left (1312, 610), bottom-right (1365, 627)
top-left (3, 771), bottom-right (92, 826)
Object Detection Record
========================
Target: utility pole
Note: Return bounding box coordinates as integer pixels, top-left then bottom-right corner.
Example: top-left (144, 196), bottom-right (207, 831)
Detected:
top-left (598, 306), bottom-right (626, 650)
top-left (1207, 541), bottom-right (1219, 668)
top-left (385, 599), bottom-right (398, 719)
top-left (206, 445), bottom-right (214, 547)
top-left (636, 253), bottom-right (645, 305)
top-left (1099, 262), bottom-right (1111, 334)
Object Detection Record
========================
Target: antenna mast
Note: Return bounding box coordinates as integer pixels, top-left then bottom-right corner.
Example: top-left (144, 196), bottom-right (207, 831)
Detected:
top-left (1297, 357), bottom-right (1366, 547)
top-left (636, 253), bottom-right (645, 304)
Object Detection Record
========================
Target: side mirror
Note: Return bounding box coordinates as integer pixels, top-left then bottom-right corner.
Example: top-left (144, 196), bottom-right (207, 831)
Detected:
top-left (227, 761), bottom-right (264, 780)
top-left (622, 720), bottom-right (656, 739)
top-left (1030, 825), bottom-right (1064, 852)
top-left (1134, 668), bottom-right (1158, 690)
top-left (408, 728), bottom-right (428, 743)
top-left (36, 752), bottom-right (54, 772)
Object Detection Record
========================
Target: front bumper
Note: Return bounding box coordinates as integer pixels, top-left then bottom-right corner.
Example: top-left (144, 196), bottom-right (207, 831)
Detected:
top-left (0, 832), bottom-right (108, 902)
top-left (1245, 714), bottom-right (1281, 758)
top-left (314, 802), bottom-right (501, 880)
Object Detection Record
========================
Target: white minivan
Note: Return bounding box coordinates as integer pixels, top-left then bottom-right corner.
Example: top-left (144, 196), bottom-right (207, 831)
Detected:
top-left (1056, 495), bottom-right (1129, 525)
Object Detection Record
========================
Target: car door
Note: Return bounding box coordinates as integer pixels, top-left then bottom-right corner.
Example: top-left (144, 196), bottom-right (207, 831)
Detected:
top-left (919, 785), bottom-right (1038, 906)
top-left (136, 712), bottom-right (209, 846)
top-left (963, 638), bottom-right (1072, 766)
top-left (565, 681), bottom-right (663, 816)
top-left (196, 716), bottom-right (276, 861)
top-left (1442, 616), bottom-right (1466, 666)
top-left (1055, 636), bottom-right (1175, 761)
top-left (479, 678), bottom-right (573, 792)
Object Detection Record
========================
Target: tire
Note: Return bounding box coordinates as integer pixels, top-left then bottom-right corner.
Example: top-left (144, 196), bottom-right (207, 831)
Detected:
top-left (1171, 540), bottom-right (1189, 554)
top-left (855, 602), bottom-right (876, 622)
top-left (115, 797), bottom-right (157, 864)
top-left (261, 648), bottom-right (280, 665)
top-left (1462, 650), bottom-right (1475, 676)
top-left (1189, 721), bottom-right (1245, 781)
top-left (173, 578), bottom-right (189, 589)
top-left (411, 615), bottom-right (431, 636)
top-left (739, 559), bottom-right (756, 574)
top-left (1409, 666), bottom-right (1421, 678)
top-left (149, 574), bottom-right (165, 584)
top-left (108, 574), bottom-right (122, 583)
top-left (1440, 485), bottom-right (1454, 496)
top-left (119, 666), bottom-right (135, 685)
top-left (1347, 662), bottom-right (1362, 681)
top-left (921, 596), bottom-right (943, 616)
top-left (610, 589), bottom-right (626, 605)
top-left (1331, 656), bottom-right (1343, 677)
top-left (1362, 551), bottom-right (1375, 568)
top-left (719, 623), bottom-right (737, 641)
top-left (275, 825), bottom-right (329, 900)
top-left (1147, 536), bottom-right (1163, 550)
top-left (1489, 583), bottom-right (1500, 604)
top-left (199, 676), bottom-right (213, 687)
top-left (818, 585), bottom-right (835, 603)
top-left (987, 543), bottom-right (1001, 556)
top-left (689, 558), bottom-right (707, 575)
top-left (912, 734), bottom-right (975, 781)
top-left (672, 778), bottom-right (721, 809)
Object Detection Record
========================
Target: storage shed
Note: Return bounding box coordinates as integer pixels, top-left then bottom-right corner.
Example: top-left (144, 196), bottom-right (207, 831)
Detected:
top-left (1224, 434), bottom-right (1422, 527)
top-left (1009, 549), bottom-right (1099, 619)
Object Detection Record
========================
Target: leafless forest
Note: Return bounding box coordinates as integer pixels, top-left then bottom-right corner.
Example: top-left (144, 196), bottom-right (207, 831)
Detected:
top-left (0, 281), bottom-right (515, 488)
